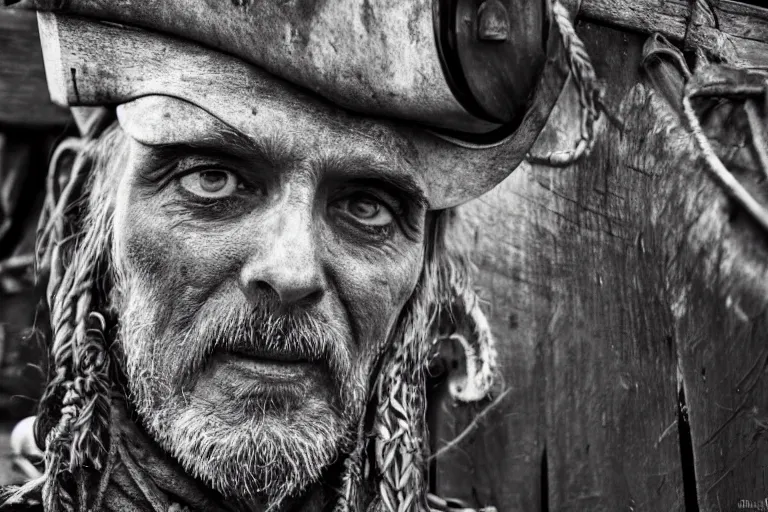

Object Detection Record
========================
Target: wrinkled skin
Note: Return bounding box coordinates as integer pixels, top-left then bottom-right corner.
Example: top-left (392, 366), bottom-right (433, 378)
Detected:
top-left (107, 97), bottom-right (430, 510)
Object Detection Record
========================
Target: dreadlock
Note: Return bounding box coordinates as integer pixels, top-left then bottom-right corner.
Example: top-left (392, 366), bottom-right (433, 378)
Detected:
top-left (5, 120), bottom-right (126, 512)
top-left (6, 118), bottom-right (493, 512)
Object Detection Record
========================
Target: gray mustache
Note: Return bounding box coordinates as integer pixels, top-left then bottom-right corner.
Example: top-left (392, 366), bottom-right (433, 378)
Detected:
top-left (221, 316), bottom-right (333, 363)
top-left (178, 303), bottom-right (351, 388)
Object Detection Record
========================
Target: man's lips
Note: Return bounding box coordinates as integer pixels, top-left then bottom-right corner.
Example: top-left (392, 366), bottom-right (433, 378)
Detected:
top-left (191, 344), bottom-right (339, 410)
top-left (212, 350), bottom-right (322, 385)
top-left (224, 346), bottom-right (312, 364)
top-left (194, 353), bottom-right (319, 407)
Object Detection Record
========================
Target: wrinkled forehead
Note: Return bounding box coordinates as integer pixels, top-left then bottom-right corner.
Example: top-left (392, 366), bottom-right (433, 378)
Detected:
top-left (116, 88), bottom-right (426, 196)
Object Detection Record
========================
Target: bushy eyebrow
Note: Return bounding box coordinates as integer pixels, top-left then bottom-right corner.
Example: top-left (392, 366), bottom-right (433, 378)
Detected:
top-left (143, 126), bottom-right (429, 208)
top-left (317, 155), bottom-right (429, 209)
top-left (146, 127), bottom-right (296, 170)
top-left (388, 175), bottom-right (428, 210)
top-left (341, 171), bottom-right (428, 210)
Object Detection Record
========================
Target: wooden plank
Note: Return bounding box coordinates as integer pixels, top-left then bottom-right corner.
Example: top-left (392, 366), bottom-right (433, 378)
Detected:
top-left (580, 0), bottom-right (689, 43)
top-left (714, 0), bottom-right (768, 43)
top-left (434, 23), bottom-right (685, 511)
top-left (673, 261), bottom-right (768, 509)
top-left (579, 0), bottom-right (768, 42)
top-left (687, 24), bottom-right (768, 69)
top-left (580, 0), bottom-right (768, 68)
top-left (0, 9), bottom-right (70, 126)
top-left (659, 80), bottom-right (768, 508)
top-left (539, 23), bottom-right (685, 512)
top-left (431, 162), bottom-right (548, 511)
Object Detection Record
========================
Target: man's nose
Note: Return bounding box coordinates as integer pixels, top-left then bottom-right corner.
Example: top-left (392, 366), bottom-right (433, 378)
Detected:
top-left (239, 209), bottom-right (325, 309)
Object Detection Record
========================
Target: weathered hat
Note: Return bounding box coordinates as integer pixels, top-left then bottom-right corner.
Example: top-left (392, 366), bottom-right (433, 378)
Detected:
top-left (14, 0), bottom-right (582, 209)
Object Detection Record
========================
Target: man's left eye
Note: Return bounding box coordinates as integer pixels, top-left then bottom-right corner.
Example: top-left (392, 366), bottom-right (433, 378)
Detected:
top-left (335, 195), bottom-right (393, 227)
top-left (179, 169), bottom-right (240, 198)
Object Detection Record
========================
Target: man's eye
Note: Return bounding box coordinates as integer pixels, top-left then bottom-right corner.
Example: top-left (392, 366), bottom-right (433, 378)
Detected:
top-left (335, 195), bottom-right (393, 227)
top-left (179, 169), bottom-right (240, 198)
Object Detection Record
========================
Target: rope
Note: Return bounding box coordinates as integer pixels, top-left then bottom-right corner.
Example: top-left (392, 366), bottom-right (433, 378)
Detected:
top-left (745, 99), bottom-right (768, 182)
top-left (527, 0), bottom-right (604, 167)
top-left (681, 70), bottom-right (768, 235)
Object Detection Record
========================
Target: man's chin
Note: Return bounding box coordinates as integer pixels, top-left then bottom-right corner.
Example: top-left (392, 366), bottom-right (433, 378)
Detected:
top-left (140, 390), bottom-right (348, 506)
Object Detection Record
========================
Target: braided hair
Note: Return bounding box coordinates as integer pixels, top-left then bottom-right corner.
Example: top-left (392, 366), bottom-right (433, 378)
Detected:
top-left (7, 119), bottom-right (126, 512)
top-left (334, 209), bottom-right (489, 512)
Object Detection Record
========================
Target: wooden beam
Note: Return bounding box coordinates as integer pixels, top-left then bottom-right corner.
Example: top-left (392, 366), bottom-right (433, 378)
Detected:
top-left (580, 0), bottom-right (768, 68)
top-left (0, 9), bottom-right (69, 126)
top-left (712, 0), bottom-right (768, 42)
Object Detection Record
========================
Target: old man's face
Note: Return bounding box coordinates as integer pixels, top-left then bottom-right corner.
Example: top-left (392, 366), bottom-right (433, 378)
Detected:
top-left (108, 94), bottom-right (429, 505)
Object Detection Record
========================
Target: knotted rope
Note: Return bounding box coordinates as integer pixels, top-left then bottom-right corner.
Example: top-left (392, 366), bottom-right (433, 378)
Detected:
top-left (527, 0), bottom-right (604, 167)
top-left (681, 67), bottom-right (768, 234)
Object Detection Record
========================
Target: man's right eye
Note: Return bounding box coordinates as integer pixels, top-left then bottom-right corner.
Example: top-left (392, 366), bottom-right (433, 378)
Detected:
top-left (179, 169), bottom-right (242, 199)
top-left (332, 194), bottom-right (395, 227)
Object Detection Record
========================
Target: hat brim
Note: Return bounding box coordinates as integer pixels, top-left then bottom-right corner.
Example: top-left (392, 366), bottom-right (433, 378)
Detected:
top-left (38, 13), bottom-right (568, 209)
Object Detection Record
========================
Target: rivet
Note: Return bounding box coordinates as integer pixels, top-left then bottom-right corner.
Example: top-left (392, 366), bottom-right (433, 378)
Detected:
top-left (477, 0), bottom-right (510, 42)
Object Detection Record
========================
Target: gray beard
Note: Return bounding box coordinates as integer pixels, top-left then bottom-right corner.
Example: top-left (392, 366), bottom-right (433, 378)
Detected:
top-left (111, 274), bottom-right (368, 510)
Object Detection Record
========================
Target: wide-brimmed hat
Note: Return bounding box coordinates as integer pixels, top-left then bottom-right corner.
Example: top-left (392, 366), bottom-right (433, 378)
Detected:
top-left (14, 0), bottom-right (578, 208)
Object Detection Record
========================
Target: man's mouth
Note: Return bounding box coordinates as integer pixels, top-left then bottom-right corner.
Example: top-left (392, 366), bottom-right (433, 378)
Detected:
top-left (192, 342), bottom-right (336, 408)
top-left (227, 345), bottom-right (313, 364)
top-left (212, 348), bottom-right (322, 388)
top-left (196, 352), bottom-right (319, 412)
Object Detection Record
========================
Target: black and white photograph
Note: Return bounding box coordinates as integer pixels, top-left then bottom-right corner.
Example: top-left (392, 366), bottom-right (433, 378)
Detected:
top-left (1, 0), bottom-right (768, 511)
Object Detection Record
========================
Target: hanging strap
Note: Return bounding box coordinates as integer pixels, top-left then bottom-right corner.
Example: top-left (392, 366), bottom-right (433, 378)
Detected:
top-left (642, 32), bottom-right (768, 236)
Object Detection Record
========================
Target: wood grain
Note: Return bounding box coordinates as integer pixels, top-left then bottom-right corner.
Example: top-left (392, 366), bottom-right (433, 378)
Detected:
top-left (580, 0), bottom-right (768, 68)
top-left (431, 167), bottom-right (549, 511)
top-left (434, 23), bottom-right (685, 511)
top-left (659, 88), bottom-right (768, 509)
top-left (713, 0), bottom-right (768, 42)
top-left (0, 10), bottom-right (69, 126)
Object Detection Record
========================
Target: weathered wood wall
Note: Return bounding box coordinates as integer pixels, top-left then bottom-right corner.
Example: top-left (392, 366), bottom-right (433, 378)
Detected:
top-left (433, 22), bottom-right (685, 511)
top-left (580, 0), bottom-right (768, 68)
top-left (434, 16), bottom-right (768, 512)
